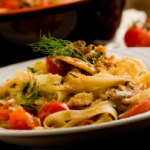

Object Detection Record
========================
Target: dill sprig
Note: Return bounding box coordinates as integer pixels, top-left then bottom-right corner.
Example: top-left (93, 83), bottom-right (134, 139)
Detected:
top-left (28, 33), bottom-right (89, 63)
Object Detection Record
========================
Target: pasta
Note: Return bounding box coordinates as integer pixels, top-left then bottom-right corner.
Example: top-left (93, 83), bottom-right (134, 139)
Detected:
top-left (0, 36), bottom-right (150, 130)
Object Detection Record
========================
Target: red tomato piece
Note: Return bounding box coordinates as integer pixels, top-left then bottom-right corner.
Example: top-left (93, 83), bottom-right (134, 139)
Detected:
top-left (0, 109), bottom-right (13, 121)
top-left (0, 103), bottom-right (12, 110)
top-left (36, 100), bottom-right (70, 123)
top-left (124, 26), bottom-right (150, 47)
top-left (46, 56), bottom-right (72, 76)
top-left (121, 98), bottom-right (150, 119)
top-left (145, 18), bottom-right (150, 25)
top-left (9, 109), bottom-right (39, 130)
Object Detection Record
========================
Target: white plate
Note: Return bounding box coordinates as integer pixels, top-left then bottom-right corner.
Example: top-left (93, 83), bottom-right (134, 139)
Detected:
top-left (0, 48), bottom-right (150, 148)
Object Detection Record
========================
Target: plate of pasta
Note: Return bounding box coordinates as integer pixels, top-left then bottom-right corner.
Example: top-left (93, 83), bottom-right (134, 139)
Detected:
top-left (1, 34), bottom-right (150, 148)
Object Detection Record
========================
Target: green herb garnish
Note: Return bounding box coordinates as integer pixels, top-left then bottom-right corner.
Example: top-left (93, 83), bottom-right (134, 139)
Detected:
top-left (0, 92), bottom-right (9, 99)
top-left (23, 90), bottom-right (42, 108)
top-left (29, 82), bottom-right (36, 94)
top-left (23, 80), bottom-right (42, 109)
top-left (20, 96), bottom-right (27, 99)
top-left (12, 91), bottom-right (18, 96)
top-left (62, 98), bottom-right (66, 102)
top-left (138, 71), bottom-right (146, 76)
top-left (27, 67), bottom-right (37, 73)
top-left (22, 82), bottom-right (29, 93)
top-left (0, 94), bottom-right (3, 99)
top-left (10, 83), bottom-right (17, 88)
top-left (113, 104), bottom-right (118, 112)
top-left (36, 61), bottom-right (42, 64)
top-left (132, 86), bottom-right (135, 90)
top-left (28, 33), bottom-right (90, 63)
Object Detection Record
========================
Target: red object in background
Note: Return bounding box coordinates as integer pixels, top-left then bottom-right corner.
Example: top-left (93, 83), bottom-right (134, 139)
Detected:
top-left (0, 0), bottom-right (21, 9)
top-left (124, 20), bottom-right (150, 47)
top-left (36, 100), bottom-right (70, 123)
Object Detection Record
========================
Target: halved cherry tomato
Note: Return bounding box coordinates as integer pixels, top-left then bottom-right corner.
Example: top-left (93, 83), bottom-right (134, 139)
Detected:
top-left (121, 98), bottom-right (150, 118)
top-left (0, 103), bottom-right (12, 110)
top-left (9, 109), bottom-right (39, 130)
top-left (145, 18), bottom-right (150, 25)
top-left (36, 100), bottom-right (70, 123)
top-left (0, 109), bottom-right (13, 121)
top-left (46, 56), bottom-right (71, 76)
top-left (0, 102), bottom-right (13, 121)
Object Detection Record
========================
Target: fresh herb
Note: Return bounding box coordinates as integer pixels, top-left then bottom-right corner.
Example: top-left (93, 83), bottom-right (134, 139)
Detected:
top-left (29, 82), bottom-right (36, 94)
top-left (23, 80), bottom-right (42, 109)
top-left (20, 95), bottom-right (27, 99)
top-left (28, 33), bottom-right (90, 63)
top-left (138, 71), bottom-right (146, 76)
top-left (113, 104), bottom-right (118, 112)
top-left (23, 90), bottom-right (42, 108)
top-left (132, 86), bottom-right (135, 90)
top-left (12, 91), bottom-right (18, 96)
top-left (23, 105), bottom-right (38, 111)
top-left (0, 92), bottom-right (9, 99)
top-left (96, 52), bottom-right (103, 58)
top-left (10, 83), bottom-right (17, 88)
top-left (36, 61), bottom-right (42, 64)
top-left (0, 94), bottom-right (3, 99)
top-left (27, 67), bottom-right (37, 73)
top-left (62, 98), bottom-right (66, 102)
top-left (22, 82), bottom-right (29, 93)
top-left (86, 57), bottom-right (96, 65)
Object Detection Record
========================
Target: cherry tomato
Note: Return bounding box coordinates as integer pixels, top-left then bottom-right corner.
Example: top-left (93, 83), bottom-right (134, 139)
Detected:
top-left (121, 98), bottom-right (150, 119)
top-left (0, 109), bottom-right (13, 121)
top-left (145, 18), bottom-right (150, 24)
top-left (0, 0), bottom-right (21, 9)
top-left (0, 102), bottom-right (13, 121)
top-left (46, 56), bottom-right (71, 76)
top-left (9, 109), bottom-right (39, 130)
top-left (124, 25), bottom-right (150, 47)
top-left (36, 100), bottom-right (70, 123)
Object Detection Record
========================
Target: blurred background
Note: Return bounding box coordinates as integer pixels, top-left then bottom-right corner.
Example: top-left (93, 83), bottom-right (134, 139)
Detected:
top-left (0, 0), bottom-right (149, 67)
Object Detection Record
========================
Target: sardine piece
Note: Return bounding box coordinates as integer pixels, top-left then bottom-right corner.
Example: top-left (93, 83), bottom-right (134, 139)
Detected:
top-left (115, 90), bottom-right (132, 98)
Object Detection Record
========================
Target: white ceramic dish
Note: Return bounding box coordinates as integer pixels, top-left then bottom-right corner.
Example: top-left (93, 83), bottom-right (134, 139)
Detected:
top-left (0, 48), bottom-right (150, 148)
